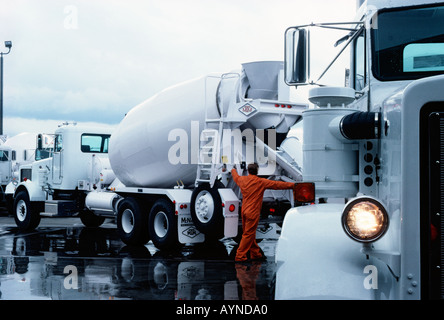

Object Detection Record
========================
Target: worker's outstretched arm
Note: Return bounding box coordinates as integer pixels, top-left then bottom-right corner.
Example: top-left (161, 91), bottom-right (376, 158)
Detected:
top-left (231, 168), bottom-right (240, 185)
top-left (263, 179), bottom-right (294, 190)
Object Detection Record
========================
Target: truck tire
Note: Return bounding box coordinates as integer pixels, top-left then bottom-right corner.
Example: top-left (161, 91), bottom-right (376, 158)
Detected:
top-left (148, 199), bottom-right (179, 251)
top-left (190, 182), bottom-right (224, 239)
top-left (79, 209), bottom-right (105, 228)
top-left (117, 197), bottom-right (149, 246)
top-left (14, 191), bottom-right (41, 231)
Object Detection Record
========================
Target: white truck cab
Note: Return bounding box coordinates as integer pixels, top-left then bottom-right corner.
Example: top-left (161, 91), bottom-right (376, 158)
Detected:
top-left (0, 132), bottom-right (43, 212)
top-left (6, 122), bottom-right (114, 230)
top-left (0, 145), bottom-right (12, 190)
top-left (276, 0), bottom-right (444, 300)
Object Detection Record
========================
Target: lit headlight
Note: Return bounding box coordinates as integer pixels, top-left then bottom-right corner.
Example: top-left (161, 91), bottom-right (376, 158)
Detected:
top-left (341, 197), bottom-right (389, 243)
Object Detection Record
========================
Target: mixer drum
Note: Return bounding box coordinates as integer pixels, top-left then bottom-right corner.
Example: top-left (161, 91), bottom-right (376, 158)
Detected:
top-left (109, 61), bottom-right (294, 188)
top-left (109, 76), bottom-right (221, 188)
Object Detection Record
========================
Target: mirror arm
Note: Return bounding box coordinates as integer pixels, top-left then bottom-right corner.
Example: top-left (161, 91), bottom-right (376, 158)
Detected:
top-left (315, 27), bottom-right (364, 83)
top-left (284, 21), bottom-right (364, 86)
top-left (287, 21), bottom-right (364, 30)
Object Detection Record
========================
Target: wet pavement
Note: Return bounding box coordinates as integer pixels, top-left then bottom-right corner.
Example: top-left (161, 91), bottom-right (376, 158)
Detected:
top-left (0, 216), bottom-right (277, 300)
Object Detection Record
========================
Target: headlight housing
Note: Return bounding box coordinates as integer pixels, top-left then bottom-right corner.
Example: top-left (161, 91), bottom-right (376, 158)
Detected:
top-left (341, 197), bottom-right (389, 243)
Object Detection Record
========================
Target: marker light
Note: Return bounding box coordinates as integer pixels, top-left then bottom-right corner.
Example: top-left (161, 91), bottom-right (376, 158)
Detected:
top-left (294, 182), bottom-right (315, 203)
top-left (341, 197), bottom-right (389, 243)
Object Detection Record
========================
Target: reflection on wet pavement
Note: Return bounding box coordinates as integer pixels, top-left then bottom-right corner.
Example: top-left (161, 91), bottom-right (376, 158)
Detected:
top-left (0, 224), bottom-right (277, 300)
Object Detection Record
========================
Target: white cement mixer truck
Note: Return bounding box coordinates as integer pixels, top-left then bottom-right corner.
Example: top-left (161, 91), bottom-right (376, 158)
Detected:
top-left (105, 61), bottom-right (312, 249)
top-left (5, 62), bottom-right (313, 251)
top-left (275, 0), bottom-right (444, 300)
top-left (0, 132), bottom-right (51, 211)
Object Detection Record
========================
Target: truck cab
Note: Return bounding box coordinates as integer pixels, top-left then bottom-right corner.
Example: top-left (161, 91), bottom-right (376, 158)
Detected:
top-left (0, 133), bottom-right (43, 210)
top-left (0, 145), bottom-right (12, 191)
top-left (276, 0), bottom-right (444, 299)
top-left (6, 122), bottom-right (114, 230)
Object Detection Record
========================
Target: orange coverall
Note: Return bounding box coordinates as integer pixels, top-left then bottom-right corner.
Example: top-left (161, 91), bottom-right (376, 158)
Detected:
top-left (231, 168), bottom-right (294, 262)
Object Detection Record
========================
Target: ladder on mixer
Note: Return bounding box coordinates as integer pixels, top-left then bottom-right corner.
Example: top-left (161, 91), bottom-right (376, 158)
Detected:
top-left (195, 124), bottom-right (223, 187)
top-left (195, 73), bottom-right (238, 187)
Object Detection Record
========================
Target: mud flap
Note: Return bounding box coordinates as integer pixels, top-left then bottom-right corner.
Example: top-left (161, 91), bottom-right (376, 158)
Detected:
top-left (178, 205), bottom-right (205, 244)
top-left (218, 188), bottom-right (239, 238)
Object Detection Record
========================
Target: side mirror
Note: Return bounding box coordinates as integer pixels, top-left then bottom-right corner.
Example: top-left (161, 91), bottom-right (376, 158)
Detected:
top-left (284, 27), bottom-right (310, 86)
top-left (37, 134), bottom-right (43, 150)
top-left (35, 134), bottom-right (43, 161)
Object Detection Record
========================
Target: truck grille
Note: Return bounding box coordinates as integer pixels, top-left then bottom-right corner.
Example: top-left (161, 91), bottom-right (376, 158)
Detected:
top-left (421, 103), bottom-right (444, 299)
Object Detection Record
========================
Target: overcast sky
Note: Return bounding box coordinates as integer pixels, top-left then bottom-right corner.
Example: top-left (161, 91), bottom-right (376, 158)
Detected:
top-left (0, 0), bottom-right (357, 137)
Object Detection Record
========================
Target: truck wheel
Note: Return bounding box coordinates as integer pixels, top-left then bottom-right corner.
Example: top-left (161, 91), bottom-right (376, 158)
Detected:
top-left (148, 199), bottom-right (179, 251)
top-left (80, 209), bottom-right (105, 228)
top-left (117, 197), bottom-right (149, 246)
top-left (14, 191), bottom-right (41, 231)
top-left (190, 182), bottom-right (224, 239)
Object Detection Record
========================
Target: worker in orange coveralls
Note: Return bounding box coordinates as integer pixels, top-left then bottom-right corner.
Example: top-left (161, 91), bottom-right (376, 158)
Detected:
top-left (231, 163), bottom-right (295, 262)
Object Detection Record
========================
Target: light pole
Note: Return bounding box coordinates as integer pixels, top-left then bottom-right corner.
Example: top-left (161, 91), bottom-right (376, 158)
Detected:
top-left (0, 41), bottom-right (12, 136)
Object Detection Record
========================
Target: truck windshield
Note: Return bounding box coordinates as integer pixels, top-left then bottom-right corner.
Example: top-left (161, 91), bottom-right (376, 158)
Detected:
top-left (35, 134), bottom-right (54, 161)
top-left (372, 4), bottom-right (444, 81)
top-left (0, 150), bottom-right (8, 162)
top-left (81, 134), bottom-right (110, 153)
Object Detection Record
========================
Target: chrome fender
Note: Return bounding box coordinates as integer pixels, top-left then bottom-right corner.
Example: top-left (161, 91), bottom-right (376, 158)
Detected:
top-left (275, 203), bottom-right (395, 300)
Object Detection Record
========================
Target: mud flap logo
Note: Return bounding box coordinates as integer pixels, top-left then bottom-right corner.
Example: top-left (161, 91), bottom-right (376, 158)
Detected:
top-left (181, 217), bottom-right (201, 239)
top-left (182, 226), bottom-right (201, 239)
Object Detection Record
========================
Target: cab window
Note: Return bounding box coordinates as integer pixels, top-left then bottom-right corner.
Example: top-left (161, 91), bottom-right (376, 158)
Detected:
top-left (0, 150), bottom-right (8, 162)
top-left (372, 4), bottom-right (444, 81)
top-left (54, 135), bottom-right (63, 152)
top-left (354, 30), bottom-right (366, 91)
top-left (81, 134), bottom-right (110, 153)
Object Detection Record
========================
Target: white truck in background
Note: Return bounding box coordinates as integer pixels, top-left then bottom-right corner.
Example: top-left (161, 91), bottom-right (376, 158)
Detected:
top-left (275, 0), bottom-right (444, 300)
top-left (0, 132), bottom-right (49, 210)
top-left (5, 62), bottom-right (313, 250)
top-left (5, 123), bottom-right (114, 229)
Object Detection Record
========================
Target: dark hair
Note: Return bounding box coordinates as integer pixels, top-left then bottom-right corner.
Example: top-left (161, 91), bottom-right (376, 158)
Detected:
top-left (247, 163), bottom-right (259, 175)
